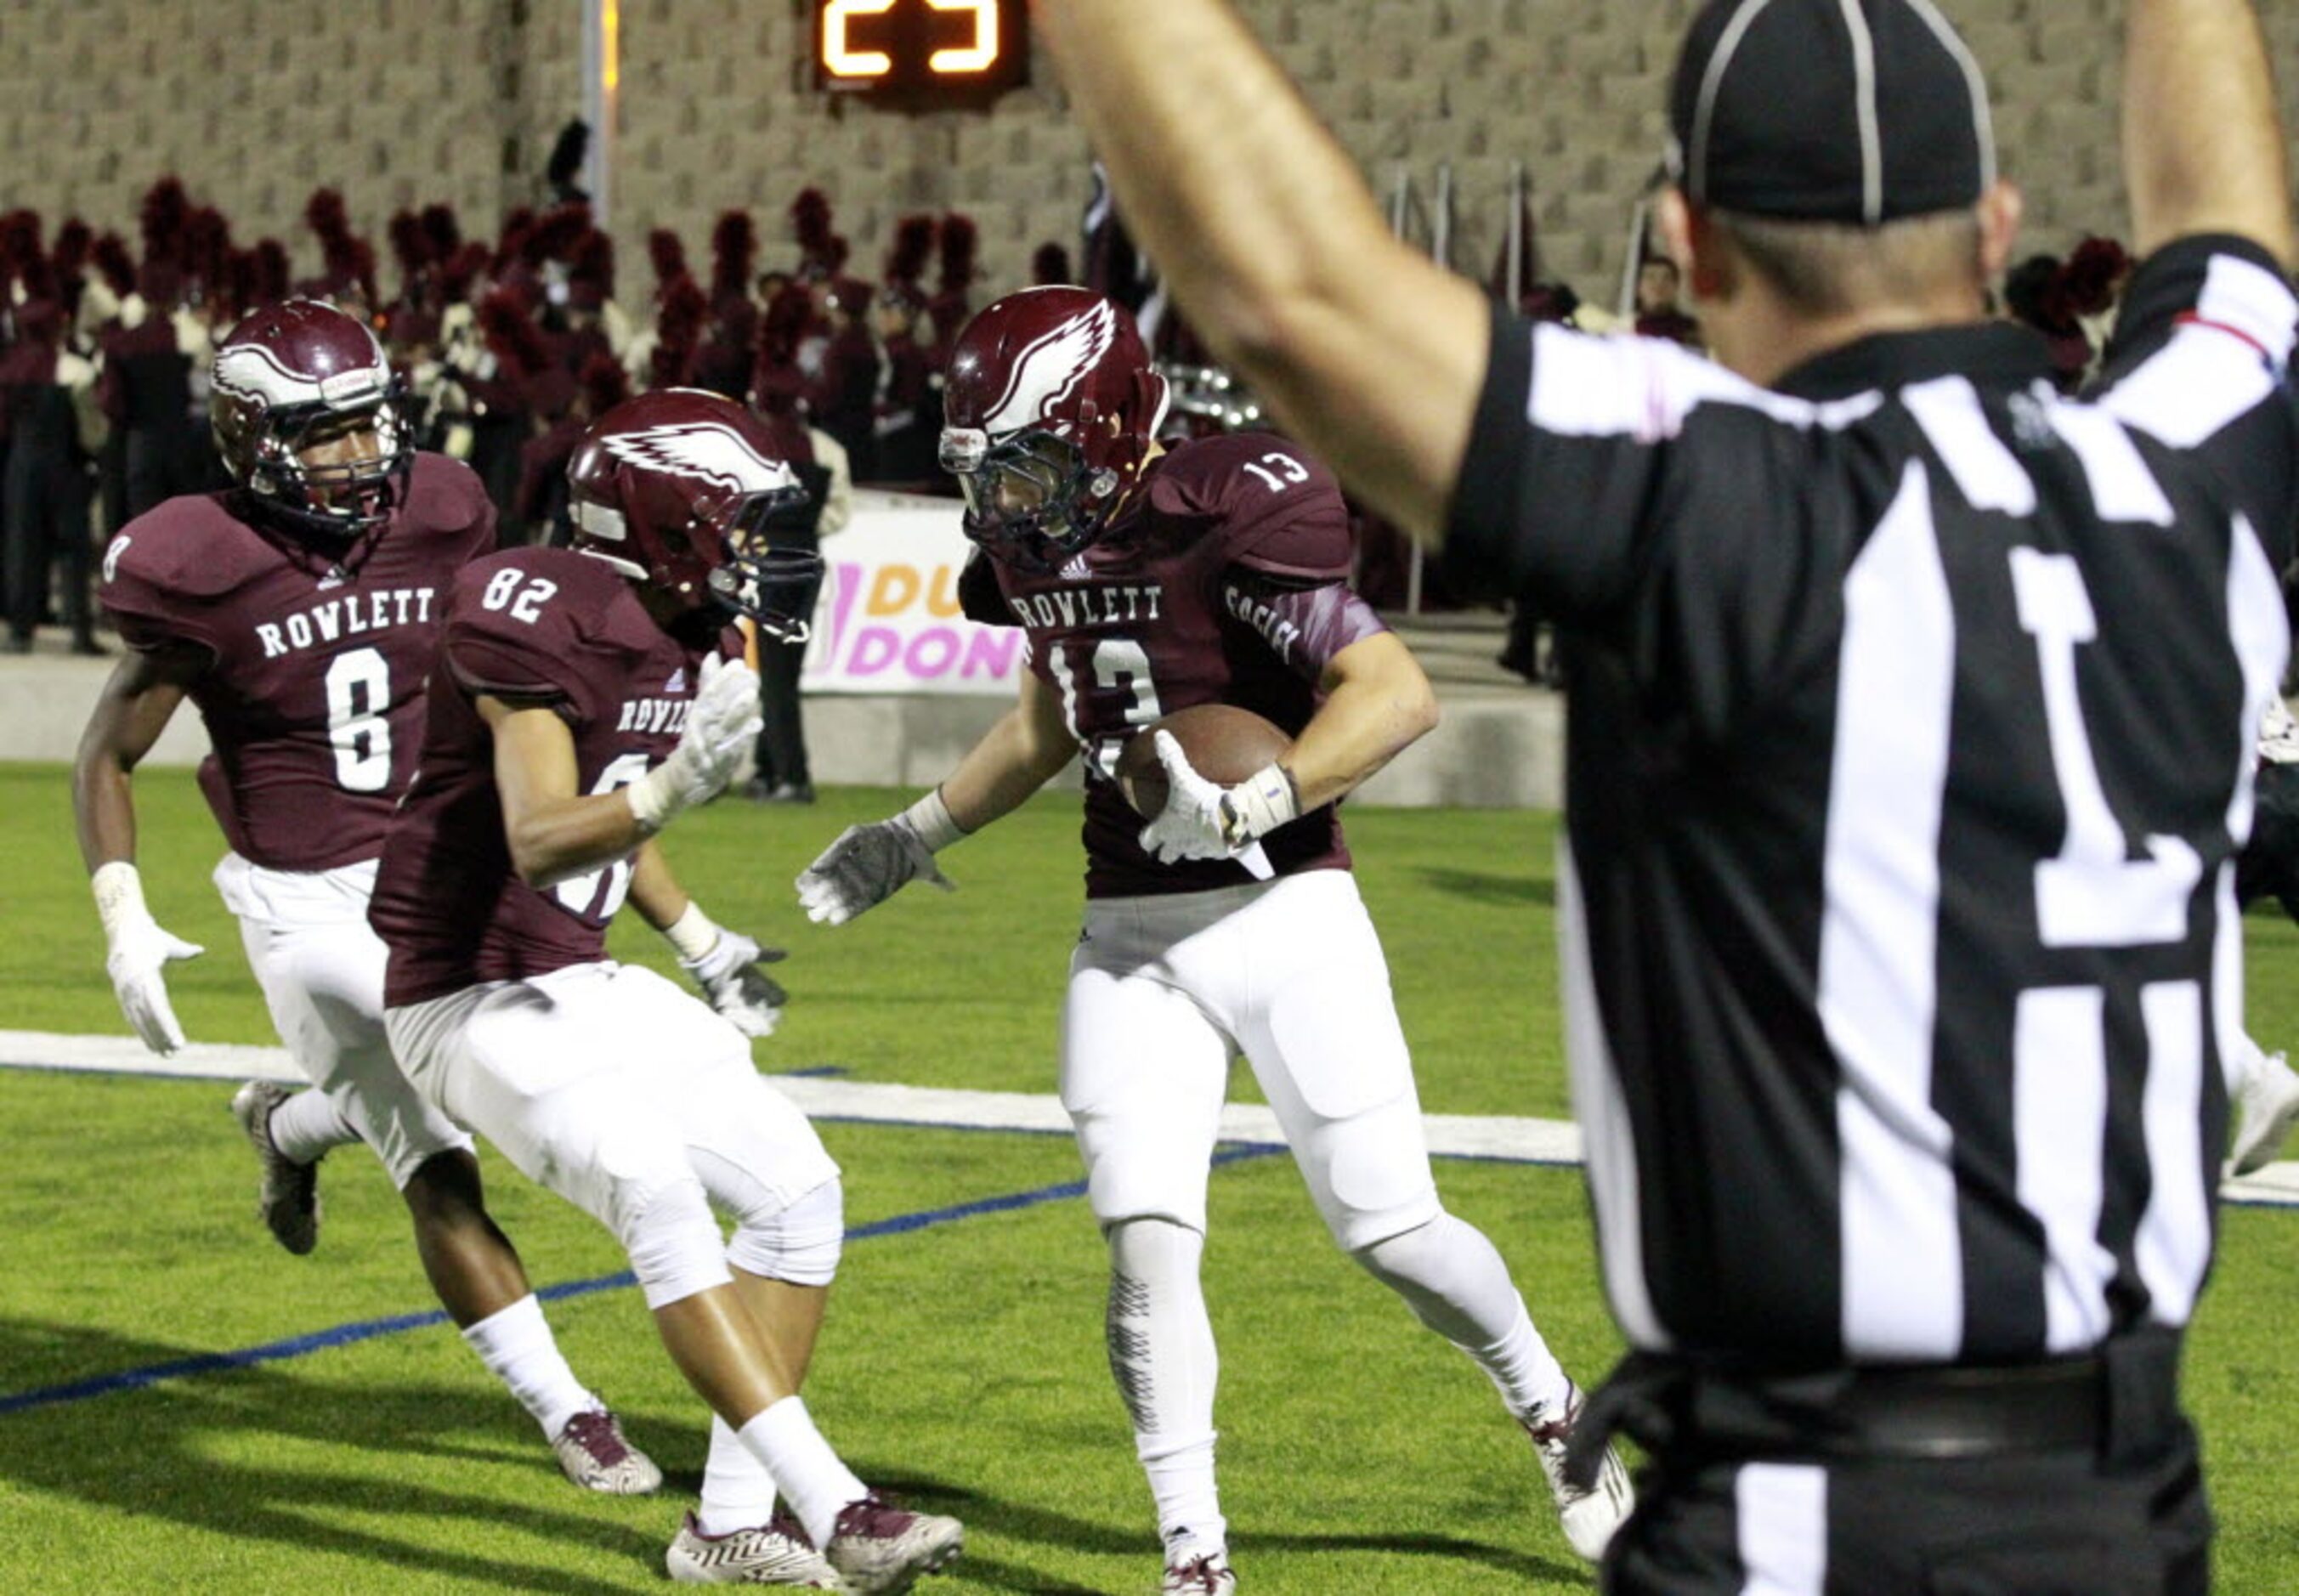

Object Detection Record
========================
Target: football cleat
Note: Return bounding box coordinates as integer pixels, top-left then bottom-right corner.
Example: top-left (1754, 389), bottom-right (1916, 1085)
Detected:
top-left (665, 1508), bottom-right (841, 1587)
top-left (1162, 1548), bottom-right (1237, 1594)
top-left (1523, 1384), bottom-right (1635, 1564)
top-left (822, 1494), bottom-right (964, 1593)
top-left (552, 1406), bottom-right (664, 1496)
top-left (229, 1080), bottom-right (321, 1255)
top-left (2230, 1048), bottom-right (2299, 1176)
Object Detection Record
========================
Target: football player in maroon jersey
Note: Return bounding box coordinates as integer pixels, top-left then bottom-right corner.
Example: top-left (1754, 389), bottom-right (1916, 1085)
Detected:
top-left (795, 288), bottom-right (1632, 1593)
top-left (74, 299), bottom-right (665, 1497)
top-left (368, 388), bottom-right (964, 1593)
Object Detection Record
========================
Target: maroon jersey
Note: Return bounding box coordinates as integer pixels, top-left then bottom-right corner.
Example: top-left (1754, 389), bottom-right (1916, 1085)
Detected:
top-left (99, 453), bottom-right (496, 871)
top-left (968, 432), bottom-right (1372, 897)
top-left (370, 546), bottom-right (715, 1006)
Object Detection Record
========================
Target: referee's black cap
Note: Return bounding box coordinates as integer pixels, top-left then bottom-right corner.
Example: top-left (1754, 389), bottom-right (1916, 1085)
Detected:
top-left (1667, 0), bottom-right (1998, 226)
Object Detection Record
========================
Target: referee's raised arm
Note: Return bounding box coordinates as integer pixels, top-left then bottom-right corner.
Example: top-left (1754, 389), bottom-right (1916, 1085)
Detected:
top-left (2125, 0), bottom-right (2295, 268)
top-left (1033, 3), bottom-right (1488, 546)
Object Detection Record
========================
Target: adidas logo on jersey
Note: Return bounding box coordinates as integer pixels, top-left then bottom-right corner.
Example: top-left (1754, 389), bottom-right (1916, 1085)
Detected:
top-left (665, 665), bottom-right (688, 694)
top-left (1057, 555), bottom-right (1092, 580)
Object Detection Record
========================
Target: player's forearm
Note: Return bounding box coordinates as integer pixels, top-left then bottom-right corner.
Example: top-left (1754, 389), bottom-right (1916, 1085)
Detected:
top-left (71, 669), bottom-right (182, 872)
top-left (624, 841), bottom-right (690, 933)
top-left (501, 794), bottom-right (648, 891)
top-left (71, 756), bottom-right (139, 873)
top-left (2125, 0), bottom-right (2296, 267)
top-left (1285, 657), bottom-right (1439, 812)
top-left (940, 703), bottom-right (1074, 833)
top-left (1036, 2), bottom-right (1482, 540)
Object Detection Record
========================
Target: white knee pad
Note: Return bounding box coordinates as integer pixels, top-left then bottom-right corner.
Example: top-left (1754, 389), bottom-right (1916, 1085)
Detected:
top-left (622, 1175), bottom-right (735, 1310)
top-left (1351, 1211), bottom-right (1526, 1350)
top-left (725, 1176), bottom-right (845, 1288)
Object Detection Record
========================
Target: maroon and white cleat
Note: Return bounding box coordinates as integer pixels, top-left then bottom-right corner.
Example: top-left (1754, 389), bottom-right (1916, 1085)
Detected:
top-left (822, 1493), bottom-right (964, 1593)
top-left (1162, 1548), bottom-right (1237, 1593)
top-left (551, 1406), bottom-right (663, 1496)
top-left (665, 1508), bottom-right (841, 1586)
top-left (1522, 1383), bottom-right (1634, 1562)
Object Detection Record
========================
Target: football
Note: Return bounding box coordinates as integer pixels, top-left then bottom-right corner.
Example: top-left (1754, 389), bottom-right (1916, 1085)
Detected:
top-left (1116, 703), bottom-right (1294, 819)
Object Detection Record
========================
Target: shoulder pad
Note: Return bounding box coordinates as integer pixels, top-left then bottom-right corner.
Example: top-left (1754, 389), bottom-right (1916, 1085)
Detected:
top-left (102, 495), bottom-right (275, 609)
top-left (1147, 433), bottom-right (1354, 581)
top-left (442, 548), bottom-right (627, 704)
top-left (399, 452), bottom-right (499, 558)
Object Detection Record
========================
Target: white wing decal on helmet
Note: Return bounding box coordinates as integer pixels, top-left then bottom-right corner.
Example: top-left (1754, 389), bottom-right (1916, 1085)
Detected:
top-left (982, 301), bottom-right (1118, 436)
top-left (602, 422), bottom-right (798, 495)
top-left (212, 340), bottom-right (385, 411)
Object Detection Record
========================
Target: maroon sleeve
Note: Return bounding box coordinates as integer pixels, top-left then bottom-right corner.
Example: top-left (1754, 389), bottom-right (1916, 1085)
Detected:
top-left (1215, 573), bottom-right (1390, 683)
top-left (957, 551), bottom-right (1015, 626)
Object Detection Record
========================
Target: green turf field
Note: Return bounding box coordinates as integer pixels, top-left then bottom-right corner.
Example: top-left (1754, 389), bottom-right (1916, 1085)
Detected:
top-left (2, 763), bottom-right (2294, 1593)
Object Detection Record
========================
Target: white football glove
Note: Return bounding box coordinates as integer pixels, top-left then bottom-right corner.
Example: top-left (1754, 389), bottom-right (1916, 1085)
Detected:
top-left (92, 861), bottom-right (205, 1056)
top-left (796, 790), bottom-right (963, 926)
top-left (626, 654), bottom-right (764, 833)
top-left (1136, 732), bottom-right (1300, 869)
top-left (682, 928), bottom-right (788, 1038)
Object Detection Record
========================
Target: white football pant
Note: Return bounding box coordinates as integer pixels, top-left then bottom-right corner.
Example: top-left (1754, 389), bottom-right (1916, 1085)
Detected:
top-left (386, 960), bottom-right (841, 1310)
top-left (216, 852), bottom-right (473, 1187)
top-left (1062, 869), bottom-right (1441, 1249)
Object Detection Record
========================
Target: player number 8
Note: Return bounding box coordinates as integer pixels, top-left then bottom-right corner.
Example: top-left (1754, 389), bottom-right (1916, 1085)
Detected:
top-left (324, 647), bottom-right (393, 794)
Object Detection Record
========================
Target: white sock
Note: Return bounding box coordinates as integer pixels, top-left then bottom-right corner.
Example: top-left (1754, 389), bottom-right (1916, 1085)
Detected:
top-left (460, 1295), bottom-right (597, 1439)
top-left (1355, 1214), bottom-right (1571, 1418)
top-left (739, 1396), bottom-right (867, 1551)
top-left (269, 1087), bottom-right (358, 1165)
top-left (1108, 1220), bottom-right (1226, 1556)
top-left (698, 1414), bottom-right (779, 1537)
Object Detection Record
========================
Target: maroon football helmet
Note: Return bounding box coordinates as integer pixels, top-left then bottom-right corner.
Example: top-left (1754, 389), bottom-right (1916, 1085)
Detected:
top-left (211, 298), bottom-right (411, 548)
top-left (565, 388), bottom-right (824, 642)
top-left (939, 286), bottom-right (1171, 570)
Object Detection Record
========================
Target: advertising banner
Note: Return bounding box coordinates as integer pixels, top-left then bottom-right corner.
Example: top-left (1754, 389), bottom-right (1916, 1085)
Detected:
top-left (800, 490), bottom-right (1025, 697)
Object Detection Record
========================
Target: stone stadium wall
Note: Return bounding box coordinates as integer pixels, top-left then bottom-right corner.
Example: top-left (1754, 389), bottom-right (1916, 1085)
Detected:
top-left (3, 0), bottom-right (2296, 310)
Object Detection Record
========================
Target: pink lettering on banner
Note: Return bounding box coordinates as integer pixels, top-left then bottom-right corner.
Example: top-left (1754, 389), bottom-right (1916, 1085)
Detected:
top-left (964, 630), bottom-right (1021, 678)
top-left (906, 629), bottom-right (960, 678)
top-left (847, 628), bottom-right (902, 676)
top-left (826, 563), bottom-right (867, 660)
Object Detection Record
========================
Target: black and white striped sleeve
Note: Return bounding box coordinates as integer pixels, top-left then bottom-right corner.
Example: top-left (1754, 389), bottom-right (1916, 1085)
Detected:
top-left (1443, 300), bottom-right (1769, 620)
top-left (2094, 235), bottom-right (2299, 567)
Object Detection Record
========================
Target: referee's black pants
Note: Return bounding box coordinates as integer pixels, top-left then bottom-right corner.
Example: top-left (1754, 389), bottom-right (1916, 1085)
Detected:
top-left (1583, 1329), bottom-right (2209, 1595)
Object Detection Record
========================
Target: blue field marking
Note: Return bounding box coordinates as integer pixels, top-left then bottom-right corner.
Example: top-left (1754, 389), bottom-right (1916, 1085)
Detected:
top-left (0, 1143), bottom-right (1289, 1421)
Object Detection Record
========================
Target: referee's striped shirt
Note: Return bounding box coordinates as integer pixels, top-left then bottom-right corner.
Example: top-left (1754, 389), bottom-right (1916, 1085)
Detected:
top-left (1447, 235), bottom-right (2299, 1367)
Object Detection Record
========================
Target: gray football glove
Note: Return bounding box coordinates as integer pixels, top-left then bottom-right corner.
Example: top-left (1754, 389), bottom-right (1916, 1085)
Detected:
top-left (796, 813), bottom-right (955, 926)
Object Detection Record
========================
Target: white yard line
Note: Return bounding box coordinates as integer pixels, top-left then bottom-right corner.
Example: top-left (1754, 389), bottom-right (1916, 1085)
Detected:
top-left (4, 1027), bottom-right (2293, 1207)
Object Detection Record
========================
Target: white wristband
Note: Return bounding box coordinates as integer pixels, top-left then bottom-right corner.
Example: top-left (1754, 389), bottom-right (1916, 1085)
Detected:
top-left (662, 902), bottom-right (722, 963)
top-left (1220, 762), bottom-right (1302, 846)
top-left (901, 787), bottom-right (967, 853)
top-left (91, 860), bottom-right (150, 938)
top-left (625, 761), bottom-right (684, 835)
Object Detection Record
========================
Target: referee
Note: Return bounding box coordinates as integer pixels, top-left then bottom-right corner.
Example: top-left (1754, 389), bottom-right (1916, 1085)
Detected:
top-left (1039, 0), bottom-right (2297, 1588)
